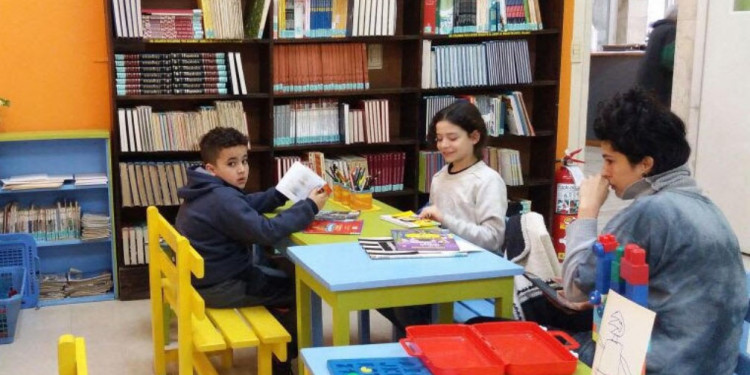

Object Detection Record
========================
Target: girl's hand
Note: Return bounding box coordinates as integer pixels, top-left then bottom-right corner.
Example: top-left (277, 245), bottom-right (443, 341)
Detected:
top-left (418, 206), bottom-right (444, 223)
top-left (578, 174), bottom-right (610, 219)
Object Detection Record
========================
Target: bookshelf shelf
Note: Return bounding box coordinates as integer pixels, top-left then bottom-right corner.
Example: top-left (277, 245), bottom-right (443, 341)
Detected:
top-left (273, 35), bottom-right (420, 44)
top-left (0, 184), bottom-right (109, 195)
top-left (106, 0), bottom-right (565, 300)
top-left (274, 139), bottom-right (417, 152)
top-left (115, 94), bottom-right (270, 101)
top-left (423, 28), bottom-right (560, 41)
top-left (38, 292), bottom-right (116, 307)
top-left (273, 88), bottom-right (421, 99)
top-left (0, 132), bottom-right (118, 305)
top-left (37, 238), bottom-right (112, 248)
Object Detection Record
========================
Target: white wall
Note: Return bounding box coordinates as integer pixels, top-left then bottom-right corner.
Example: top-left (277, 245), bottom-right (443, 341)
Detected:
top-left (688, 1), bottom-right (750, 251)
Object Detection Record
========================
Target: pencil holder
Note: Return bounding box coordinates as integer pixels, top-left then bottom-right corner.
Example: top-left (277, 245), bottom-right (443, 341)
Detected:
top-left (337, 185), bottom-right (352, 207)
top-left (349, 189), bottom-right (373, 210)
top-left (332, 183), bottom-right (345, 203)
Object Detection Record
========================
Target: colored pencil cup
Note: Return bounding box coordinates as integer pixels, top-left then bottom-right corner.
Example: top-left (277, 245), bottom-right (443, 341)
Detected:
top-left (332, 183), bottom-right (345, 203)
top-left (349, 189), bottom-right (373, 210)
top-left (337, 184), bottom-right (352, 206)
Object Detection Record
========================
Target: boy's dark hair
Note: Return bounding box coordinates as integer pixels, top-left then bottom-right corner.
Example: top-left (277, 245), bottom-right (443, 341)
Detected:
top-left (594, 88), bottom-right (690, 176)
top-left (427, 101), bottom-right (488, 159)
top-left (199, 127), bottom-right (249, 165)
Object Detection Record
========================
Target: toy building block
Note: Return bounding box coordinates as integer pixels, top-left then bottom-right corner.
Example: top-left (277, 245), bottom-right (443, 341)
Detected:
top-left (590, 234), bottom-right (619, 341)
top-left (593, 234), bottom-right (619, 296)
top-left (610, 245), bottom-right (626, 295)
top-left (621, 244), bottom-right (649, 307)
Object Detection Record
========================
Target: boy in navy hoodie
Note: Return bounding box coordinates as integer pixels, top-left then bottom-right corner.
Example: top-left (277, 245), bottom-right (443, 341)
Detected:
top-left (176, 127), bottom-right (328, 374)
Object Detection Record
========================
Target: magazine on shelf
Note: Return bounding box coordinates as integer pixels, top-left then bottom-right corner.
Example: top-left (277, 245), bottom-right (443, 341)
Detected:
top-left (391, 229), bottom-right (460, 252)
top-left (380, 210), bottom-right (439, 228)
top-left (303, 220), bottom-right (364, 235)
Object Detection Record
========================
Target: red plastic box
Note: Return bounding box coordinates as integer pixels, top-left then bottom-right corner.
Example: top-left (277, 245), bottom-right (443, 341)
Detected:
top-left (401, 322), bottom-right (579, 375)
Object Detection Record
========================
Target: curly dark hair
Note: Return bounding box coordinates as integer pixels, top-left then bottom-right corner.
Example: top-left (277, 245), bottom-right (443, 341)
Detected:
top-left (427, 100), bottom-right (488, 159)
top-left (199, 127), bottom-right (248, 165)
top-left (594, 88), bottom-right (690, 176)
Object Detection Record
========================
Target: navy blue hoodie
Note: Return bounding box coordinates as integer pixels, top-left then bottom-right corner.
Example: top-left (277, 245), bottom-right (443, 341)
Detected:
top-left (175, 165), bottom-right (318, 287)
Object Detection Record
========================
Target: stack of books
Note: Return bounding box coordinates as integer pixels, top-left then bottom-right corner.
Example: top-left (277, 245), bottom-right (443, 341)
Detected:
top-left (66, 269), bottom-right (114, 298)
top-left (81, 213), bottom-right (111, 240)
top-left (74, 173), bottom-right (108, 186)
top-left (0, 174), bottom-right (72, 191)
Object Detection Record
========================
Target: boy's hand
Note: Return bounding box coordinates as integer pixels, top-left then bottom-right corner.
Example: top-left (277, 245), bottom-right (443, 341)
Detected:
top-left (308, 187), bottom-right (329, 210)
top-left (418, 205), bottom-right (443, 223)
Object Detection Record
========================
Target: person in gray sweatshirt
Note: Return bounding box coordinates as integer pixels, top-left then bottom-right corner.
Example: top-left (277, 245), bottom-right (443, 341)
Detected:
top-left (561, 88), bottom-right (747, 374)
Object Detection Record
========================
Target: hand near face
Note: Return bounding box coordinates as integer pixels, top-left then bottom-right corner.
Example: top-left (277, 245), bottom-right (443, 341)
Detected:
top-left (418, 205), bottom-right (444, 223)
top-left (578, 174), bottom-right (610, 219)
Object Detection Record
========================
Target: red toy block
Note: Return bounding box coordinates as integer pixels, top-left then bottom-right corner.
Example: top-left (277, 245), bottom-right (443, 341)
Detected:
top-left (598, 234), bottom-right (618, 253)
top-left (621, 244), bottom-right (649, 284)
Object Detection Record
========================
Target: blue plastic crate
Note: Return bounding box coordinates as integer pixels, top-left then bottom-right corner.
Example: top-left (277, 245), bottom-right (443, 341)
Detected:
top-left (0, 266), bottom-right (26, 344)
top-left (327, 357), bottom-right (431, 375)
top-left (0, 234), bottom-right (39, 309)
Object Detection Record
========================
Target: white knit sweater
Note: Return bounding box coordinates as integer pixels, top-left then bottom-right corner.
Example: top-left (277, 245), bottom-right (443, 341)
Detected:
top-left (429, 161), bottom-right (507, 252)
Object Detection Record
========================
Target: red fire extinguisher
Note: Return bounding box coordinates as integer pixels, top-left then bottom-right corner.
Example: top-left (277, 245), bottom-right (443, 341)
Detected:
top-left (552, 148), bottom-right (584, 262)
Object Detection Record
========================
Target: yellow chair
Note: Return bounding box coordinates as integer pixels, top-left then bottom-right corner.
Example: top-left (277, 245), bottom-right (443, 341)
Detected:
top-left (148, 207), bottom-right (291, 375)
top-left (58, 334), bottom-right (88, 375)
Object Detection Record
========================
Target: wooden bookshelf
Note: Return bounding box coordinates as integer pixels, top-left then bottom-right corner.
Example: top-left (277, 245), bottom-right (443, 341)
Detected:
top-left (105, 0), bottom-right (566, 300)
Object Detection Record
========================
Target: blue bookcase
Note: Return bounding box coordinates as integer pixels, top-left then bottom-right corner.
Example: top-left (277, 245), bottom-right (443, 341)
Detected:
top-left (0, 131), bottom-right (118, 306)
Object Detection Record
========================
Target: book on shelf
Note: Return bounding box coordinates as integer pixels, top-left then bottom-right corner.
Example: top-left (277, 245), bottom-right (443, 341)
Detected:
top-left (275, 161), bottom-right (328, 203)
top-left (380, 211), bottom-right (439, 228)
top-left (303, 219), bottom-right (363, 235)
top-left (391, 228), bottom-right (460, 252)
top-left (0, 174), bottom-right (73, 191)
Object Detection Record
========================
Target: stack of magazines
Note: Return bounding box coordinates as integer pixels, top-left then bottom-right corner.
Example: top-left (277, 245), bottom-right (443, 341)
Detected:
top-left (81, 213), bottom-right (111, 240)
top-left (39, 269), bottom-right (113, 300)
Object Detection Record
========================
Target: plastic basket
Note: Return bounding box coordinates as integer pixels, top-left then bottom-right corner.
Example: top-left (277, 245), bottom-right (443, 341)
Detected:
top-left (0, 266), bottom-right (26, 344)
top-left (0, 234), bottom-right (39, 309)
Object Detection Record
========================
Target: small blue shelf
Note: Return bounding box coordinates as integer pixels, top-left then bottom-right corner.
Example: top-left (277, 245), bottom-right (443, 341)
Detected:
top-left (38, 292), bottom-right (116, 307)
top-left (0, 183), bottom-right (108, 195)
top-left (37, 238), bottom-right (112, 248)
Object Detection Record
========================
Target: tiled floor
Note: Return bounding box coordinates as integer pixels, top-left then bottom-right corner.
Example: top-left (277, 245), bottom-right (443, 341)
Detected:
top-left (0, 146), bottom-right (745, 374)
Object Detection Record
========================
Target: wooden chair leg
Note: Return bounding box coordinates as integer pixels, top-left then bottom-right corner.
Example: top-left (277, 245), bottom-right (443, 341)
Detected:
top-left (221, 348), bottom-right (233, 369)
top-left (258, 345), bottom-right (273, 375)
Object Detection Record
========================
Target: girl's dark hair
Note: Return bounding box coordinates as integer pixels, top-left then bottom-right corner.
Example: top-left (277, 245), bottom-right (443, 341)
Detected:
top-left (594, 88), bottom-right (690, 175)
top-left (427, 101), bottom-right (488, 159)
top-left (199, 127), bottom-right (248, 164)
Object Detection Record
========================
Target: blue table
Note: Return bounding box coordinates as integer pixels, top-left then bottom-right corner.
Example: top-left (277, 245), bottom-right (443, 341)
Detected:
top-left (288, 242), bottom-right (524, 373)
top-left (301, 343), bottom-right (593, 375)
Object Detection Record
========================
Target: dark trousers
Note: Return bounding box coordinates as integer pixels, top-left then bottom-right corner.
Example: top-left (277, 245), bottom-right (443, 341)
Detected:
top-left (196, 259), bottom-right (298, 361)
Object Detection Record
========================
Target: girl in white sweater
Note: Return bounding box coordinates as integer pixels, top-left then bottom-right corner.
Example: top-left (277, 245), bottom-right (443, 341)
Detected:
top-left (380, 101), bottom-right (508, 338)
top-left (419, 101), bottom-right (507, 252)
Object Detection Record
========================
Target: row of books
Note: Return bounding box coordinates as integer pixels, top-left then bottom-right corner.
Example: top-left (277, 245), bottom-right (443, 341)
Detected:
top-left (421, 39), bottom-right (532, 89)
top-left (119, 161), bottom-right (199, 207)
top-left (142, 9), bottom-right (204, 39)
top-left (1, 202), bottom-right (82, 242)
top-left (121, 224), bottom-right (149, 266)
top-left (114, 52), bottom-right (247, 95)
top-left (424, 0), bottom-right (544, 35)
top-left (423, 92), bottom-right (535, 141)
top-left (0, 173), bottom-right (108, 191)
top-left (273, 99), bottom-right (390, 146)
top-left (483, 146), bottom-right (524, 186)
top-left (275, 0), bottom-right (397, 38)
top-left (274, 151), bottom-right (405, 192)
top-left (40, 269), bottom-right (114, 300)
top-left (417, 150), bottom-right (446, 193)
top-left (117, 101), bottom-right (249, 153)
top-left (111, 0), bottom-right (143, 38)
top-left (199, 0), bottom-right (250, 39)
top-left (273, 43), bottom-right (369, 93)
